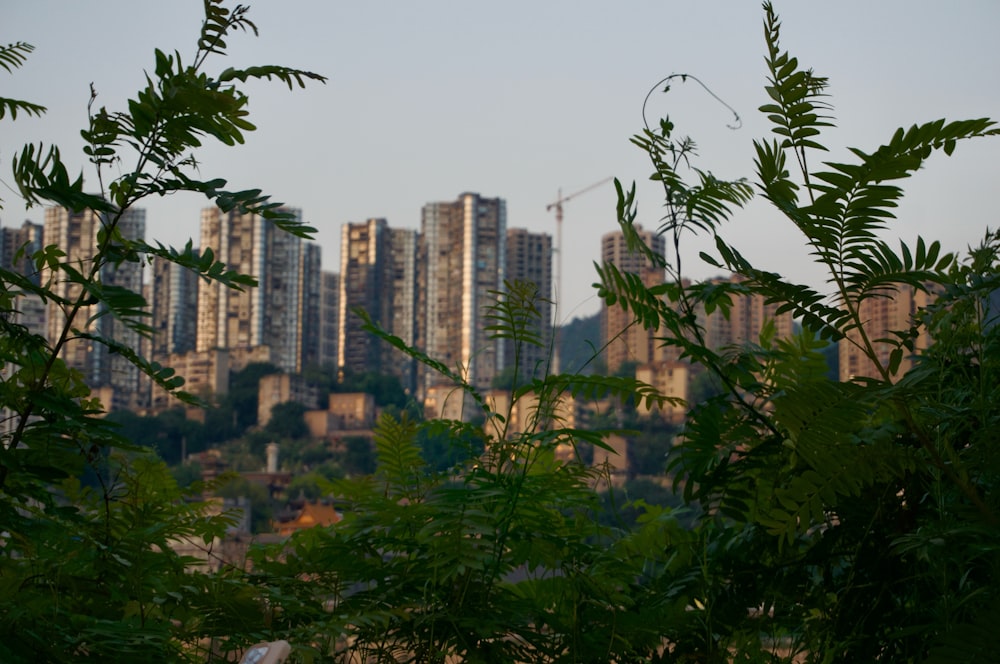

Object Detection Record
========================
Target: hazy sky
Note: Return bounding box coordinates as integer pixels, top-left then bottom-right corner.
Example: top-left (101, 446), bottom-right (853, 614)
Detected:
top-left (4, 2), bottom-right (999, 321)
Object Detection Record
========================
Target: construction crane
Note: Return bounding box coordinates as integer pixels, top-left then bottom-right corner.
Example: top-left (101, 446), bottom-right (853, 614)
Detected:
top-left (546, 176), bottom-right (613, 372)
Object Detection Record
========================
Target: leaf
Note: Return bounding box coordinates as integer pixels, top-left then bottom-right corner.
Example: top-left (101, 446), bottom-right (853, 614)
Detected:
top-left (759, 4), bottom-right (835, 156)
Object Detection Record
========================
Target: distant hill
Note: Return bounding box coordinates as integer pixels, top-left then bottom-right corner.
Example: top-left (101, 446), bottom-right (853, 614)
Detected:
top-left (556, 312), bottom-right (603, 374)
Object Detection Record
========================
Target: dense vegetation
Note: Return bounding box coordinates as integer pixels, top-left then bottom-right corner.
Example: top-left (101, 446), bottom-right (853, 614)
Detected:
top-left (1, 2), bottom-right (998, 662)
top-left (0, 3), bottom-right (326, 660)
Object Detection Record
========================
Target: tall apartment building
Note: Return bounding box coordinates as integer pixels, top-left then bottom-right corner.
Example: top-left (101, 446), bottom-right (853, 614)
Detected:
top-left (600, 226), bottom-right (666, 375)
top-left (196, 207), bottom-right (320, 374)
top-left (504, 228), bottom-right (553, 381)
top-left (337, 221), bottom-right (421, 395)
top-left (0, 219), bottom-right (46, 337)
top-left (699, 274), bottom-right (795, 351)
top-left (388, 227), bottom-right (418, 395)
top-left (417, 193), bottom-right (506, 397)
top-left (43, 206), bottom-right (147, 411)
top-left (318, 271), bottom-right (340, 369)
top-left (150, 256), bottom-right (199, 362)
top-left (147, 254), bottom-right (228, 413)
top-left (300, 243), bottom-right (322, 371)
top-left (0, 219), bottom-right (45, 437)
top-left (338, 218), bottom-right (392, 376)
top-left (840, 285), bottom-right (933, 381)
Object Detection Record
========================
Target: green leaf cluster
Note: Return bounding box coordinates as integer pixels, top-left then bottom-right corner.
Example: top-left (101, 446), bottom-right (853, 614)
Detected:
top-left (0, 2), bottom-right (325, 660)
top-left (593, 2), bottom-right (1000, 660)
top-left (0, 42), bottom-right (47, 124)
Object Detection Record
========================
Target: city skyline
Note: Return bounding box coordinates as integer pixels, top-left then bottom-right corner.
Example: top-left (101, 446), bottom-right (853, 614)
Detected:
top-left (0, 200), bottom-right (931, 422)
top-left (4, 2), bottom-right (999, 321)
top-left (11, 198), bottom-right (556, 411)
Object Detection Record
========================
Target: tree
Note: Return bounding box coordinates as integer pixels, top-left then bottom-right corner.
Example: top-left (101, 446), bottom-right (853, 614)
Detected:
top-left (339, 435), bottom-right (377, 476)
top-left (222, 362), bottom-right (282, 434)
top-left (337, 369), bottom-right (410, 409)
top-left (106, 407), bottom-right (208, 465)
top-left (0, 3), bottom-right (324, 660)
top-left (626, 421), bottom-right (678, 477)
top-left (598, 2), bottom-right (1000, 660)
top-left (264, 401), bottom-right (310, 440)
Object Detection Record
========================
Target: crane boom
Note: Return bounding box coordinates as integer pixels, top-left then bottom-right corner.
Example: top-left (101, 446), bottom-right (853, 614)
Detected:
top-left (546, 177), bottom-right (613, 373)
top-left (546, 176), bottom-right (614, 215)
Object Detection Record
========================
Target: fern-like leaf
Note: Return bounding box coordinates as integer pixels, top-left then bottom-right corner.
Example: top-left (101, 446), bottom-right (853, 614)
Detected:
top-left (0, 42), bottom-right (47, 122)
top-left (805, 119), bottom-right (995, 297)
top-left (0, 97), bottom-right (46, 122)
top-left (373, 413), bottom-right (426, 500)
top-left (759, 2), bottom-right (834, 156)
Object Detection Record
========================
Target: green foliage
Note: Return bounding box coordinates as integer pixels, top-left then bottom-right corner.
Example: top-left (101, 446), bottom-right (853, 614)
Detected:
top-left (337, 435), bottom-right (375, 476)
top-left (233, 272), bottom-right (698, 663)
top-left (555, 310), bottom-right (602, 374)
top-left (0, 452), bottom-right (237, 661)
top-left (212, 362), bottom-right (280, 437)
top-left (216, 474), bottom-right (274, 534)
top-left (0, 2), bottom-right (324, 660)
top-left (626, 420), bottom-right (679, 477)
top-left (595, 2), bottom-right (1000, 660)
top-left (336, 369), bottom-right (410, 409)
top-left (264, 401), bottom-right (310, 440)
top-left (0, 42), bottom-right (47, 125)
top-left (4, 2), bottom-right (999, 661)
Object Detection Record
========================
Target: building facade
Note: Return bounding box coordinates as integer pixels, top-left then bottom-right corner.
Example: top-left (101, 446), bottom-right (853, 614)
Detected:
top-left (257, 372), bottom-right (321, 427)
top-left (698, 274), bottom-right (795, 352)
top-left (0, 219), bottom-right (46, 338)
top-left (417, 193), bottom-right (507, 397)
top-left (150, 255), bottom-right (199, 362)
top-left (318, 271), bottom-right (340, 369)
top-left (839, 285), bottom-right (933, 381)
top-left (388, 227), bottom-right (418, 394)
top-left (600, 226), bottom-right (666, 375)
top-left (300, 243), bottom-right (322, 371)
top-left (196, 207), bottom-right (319, 374)
top-left (338, 218), bottom-right (392, 376)
top-left (43, 206), bottom-right (147, 411)
top-left (504, 228), bottom-right (553, 382)
top-left (148, 348), bottom-right (230, 414)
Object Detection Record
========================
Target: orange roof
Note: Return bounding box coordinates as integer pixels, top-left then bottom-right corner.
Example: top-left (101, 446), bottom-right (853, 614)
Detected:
top-left (276, 502), bottom-right (341, 536)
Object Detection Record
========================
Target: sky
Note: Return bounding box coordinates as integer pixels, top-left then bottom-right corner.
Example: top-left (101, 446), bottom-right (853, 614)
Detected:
top-left (3, 1), bottom-right (1000, 322)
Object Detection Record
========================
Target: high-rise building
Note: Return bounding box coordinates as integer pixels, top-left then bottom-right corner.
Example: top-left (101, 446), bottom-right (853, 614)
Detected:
top-left (338, 218), bottom-right (391, 376)
top-left (388, 227), bottom-right (418, 395)
top-left (196, 207), bottom-right (317, 374)
top-left (504, 228), bottom-right (553, 381)
top-left (43, 206), bottom-right (146, 411)
top-left (0, 219), bottom-right (46, 436)
top-left (417, 193), bottom-right (506, 398)
top-left (0, 219), bottom-right (46, 338)
top-left (318, 271), bottom-right (340, 369)
top-left (150, 256), bottom-right (199, 362)
top-left (0, 219), bottom-right (44, 277)
top-left (839, 285), bottom-right (933, 381)
top-left (600, 226), bottom-right (666, 375)
top-left (300, 243), bottom-right (322, 371)
top-left (337, 220), bottom-right (419, 393)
